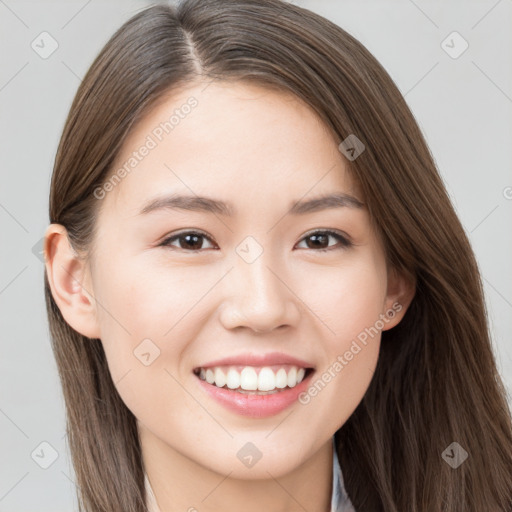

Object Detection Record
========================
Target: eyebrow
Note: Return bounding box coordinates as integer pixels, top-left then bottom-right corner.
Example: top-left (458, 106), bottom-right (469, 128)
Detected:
top-left (138, 192), bottom-right (364, 217)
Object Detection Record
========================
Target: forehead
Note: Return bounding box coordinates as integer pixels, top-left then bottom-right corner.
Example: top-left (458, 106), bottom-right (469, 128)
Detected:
top-left (101, 80), bottom-right (360, 218)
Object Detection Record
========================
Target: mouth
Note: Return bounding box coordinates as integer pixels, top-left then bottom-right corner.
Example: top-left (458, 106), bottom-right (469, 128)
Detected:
top-left (192, 365), bottom-right (315, 395)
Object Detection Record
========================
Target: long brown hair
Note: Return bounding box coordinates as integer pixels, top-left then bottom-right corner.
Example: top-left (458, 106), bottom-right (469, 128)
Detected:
top-left (44, 1), bottom-right (512, 510)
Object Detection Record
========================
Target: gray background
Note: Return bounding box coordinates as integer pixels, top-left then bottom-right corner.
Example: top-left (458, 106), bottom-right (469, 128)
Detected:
top-left (1, 1), bottom-right (511, 510)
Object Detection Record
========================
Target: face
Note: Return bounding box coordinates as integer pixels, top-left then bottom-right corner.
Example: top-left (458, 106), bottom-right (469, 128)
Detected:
top-left (46, 80), bottom-right (411, 479)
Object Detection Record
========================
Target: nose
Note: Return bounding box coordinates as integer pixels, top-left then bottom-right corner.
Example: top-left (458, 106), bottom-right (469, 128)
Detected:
top-left (219, 254), bottom-right (301, 334)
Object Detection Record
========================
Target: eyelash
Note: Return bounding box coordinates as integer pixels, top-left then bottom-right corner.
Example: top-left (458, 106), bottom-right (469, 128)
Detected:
top-left (159, 229), bottom-right (353, 253)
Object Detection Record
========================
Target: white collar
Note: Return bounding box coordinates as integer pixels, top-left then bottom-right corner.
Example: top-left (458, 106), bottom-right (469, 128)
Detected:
top-left (331, 435), bottom-right (356, 511)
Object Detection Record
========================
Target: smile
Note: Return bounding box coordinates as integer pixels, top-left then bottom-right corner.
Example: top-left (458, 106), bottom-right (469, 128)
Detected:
top-left (193, 365), bottom-right (316, 418)
top-left (193, 365), bottom-right (313, 392)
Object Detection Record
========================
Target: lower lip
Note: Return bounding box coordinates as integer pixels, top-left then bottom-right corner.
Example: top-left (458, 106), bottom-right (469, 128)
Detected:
top-left (194, 370), bottom-right (315, 418)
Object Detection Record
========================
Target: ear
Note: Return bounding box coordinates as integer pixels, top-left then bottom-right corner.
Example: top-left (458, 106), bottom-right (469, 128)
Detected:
top-left (381, 264), bottom-right (416, 331)
top-left (44, 224), bottom-right (101, 339)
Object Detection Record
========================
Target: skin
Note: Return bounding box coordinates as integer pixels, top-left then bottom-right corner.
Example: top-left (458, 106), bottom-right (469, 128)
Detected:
top-left (45, 81), bottom-right (414, 512)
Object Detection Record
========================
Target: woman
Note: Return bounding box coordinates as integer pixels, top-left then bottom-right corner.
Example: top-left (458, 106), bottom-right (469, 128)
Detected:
top-left (43, 1), bottom-right (512, 511)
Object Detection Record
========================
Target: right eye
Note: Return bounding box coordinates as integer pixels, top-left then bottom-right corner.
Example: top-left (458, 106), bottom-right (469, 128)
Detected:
top-left (159, 230), bottom-right (217, 252)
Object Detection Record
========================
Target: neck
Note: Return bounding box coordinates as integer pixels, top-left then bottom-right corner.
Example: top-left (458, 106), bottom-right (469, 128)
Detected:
top-left (139, 422), bottom-right (334, 512)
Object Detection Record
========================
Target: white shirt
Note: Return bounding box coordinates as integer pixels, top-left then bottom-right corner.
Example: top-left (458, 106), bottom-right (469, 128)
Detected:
top-left (144, 436), bottom-right (356, 511)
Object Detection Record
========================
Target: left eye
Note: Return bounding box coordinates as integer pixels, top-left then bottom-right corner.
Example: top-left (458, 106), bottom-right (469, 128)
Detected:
top-left (159, 229), bottom-right (352, 252)
top-left (296, 230), bottom-right (352, 251)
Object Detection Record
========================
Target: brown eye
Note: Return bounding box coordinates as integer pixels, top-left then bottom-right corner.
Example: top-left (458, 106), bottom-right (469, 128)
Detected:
top-left (160, 231), bottom-right (216, 251)
top-left (296, 230), bottom-right (352, 252)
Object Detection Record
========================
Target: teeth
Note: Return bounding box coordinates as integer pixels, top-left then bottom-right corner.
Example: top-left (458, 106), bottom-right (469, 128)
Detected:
top-left (287, 367), bottom-right (297, 388)
top-left (241, 367), bottom-right (258, 390)
top-left (258, 367), bottom-right (275, 391)
top-left (226, 368), bottom-right (240, 390)
top-left (197, 365), bottom-right (309, 392)
top-left (205, 368), bottom-right (215, 384)
top-left (214, 368), bottom-right (226, 388)
top-left (275, 368), bottom-right (289, 389)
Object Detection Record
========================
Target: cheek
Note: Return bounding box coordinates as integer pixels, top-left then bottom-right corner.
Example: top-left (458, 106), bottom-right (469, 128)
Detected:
top-left (94, 250), bottom-right (206, 332)
top-left (90, 255), bottom-right (203, 385)
top-left (297, 255), bottom-right (385, 411)
top-left (90, 259), bottom-right (198, 424)
top-left (299, 253), bottom-right (387, 345)
top-left (333, 260), bottom-right (386, 365)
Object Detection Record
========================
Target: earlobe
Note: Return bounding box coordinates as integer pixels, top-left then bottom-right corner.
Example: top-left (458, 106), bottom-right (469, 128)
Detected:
top-left (382, 265), bottom-right (416, 331)
top-left (44, 224), bottom-right (101, 339)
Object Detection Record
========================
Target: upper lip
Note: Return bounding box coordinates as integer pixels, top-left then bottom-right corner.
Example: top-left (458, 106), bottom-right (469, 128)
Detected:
top-left (194, 351), bottom-right (315, 370)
